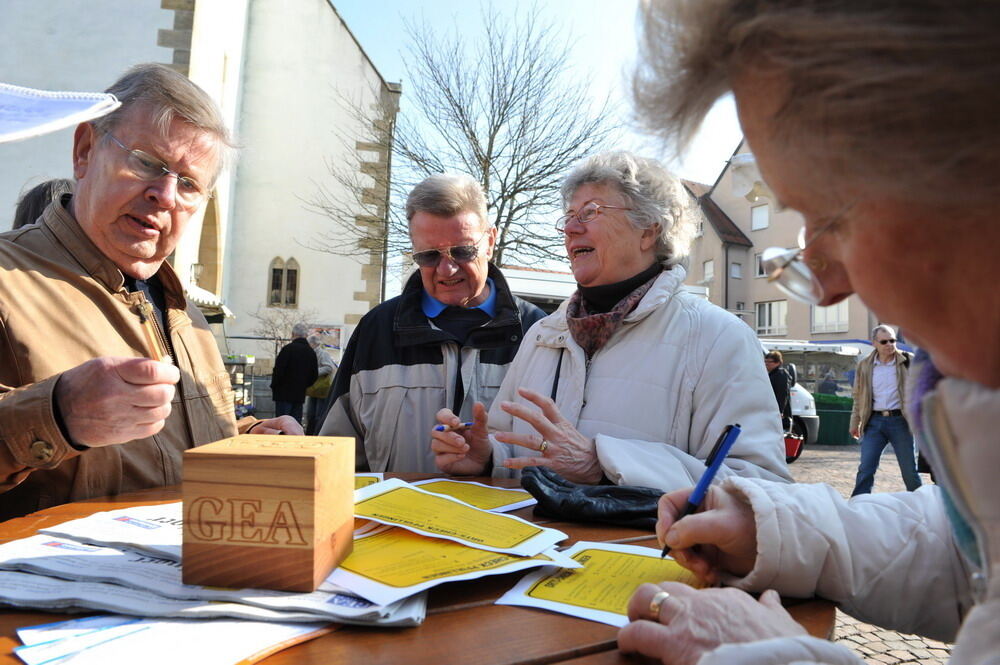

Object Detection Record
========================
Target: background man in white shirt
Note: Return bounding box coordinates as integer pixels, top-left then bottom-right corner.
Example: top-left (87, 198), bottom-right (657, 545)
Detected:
top-left (849, 324), bottom-right (921, 495)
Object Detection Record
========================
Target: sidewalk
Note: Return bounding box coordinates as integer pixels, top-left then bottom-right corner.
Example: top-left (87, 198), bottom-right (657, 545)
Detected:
top-left (789, 445), bottom-right (951, 664)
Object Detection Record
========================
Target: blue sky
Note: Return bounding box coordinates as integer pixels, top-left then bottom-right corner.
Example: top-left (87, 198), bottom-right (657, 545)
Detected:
top-left (331, 0), bottom-right (742, 185)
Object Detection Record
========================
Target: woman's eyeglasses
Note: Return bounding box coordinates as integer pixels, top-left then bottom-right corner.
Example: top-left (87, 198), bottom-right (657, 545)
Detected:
top-left (759, 203), bottom-right (853, 305)
top-left (411, 229), bottom-right (490, 268)
top-left (555, 201), bottom-right (633, 233)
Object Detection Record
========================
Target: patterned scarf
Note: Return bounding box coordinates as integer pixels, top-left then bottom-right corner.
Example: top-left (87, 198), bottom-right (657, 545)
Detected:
top-left (565, 272), bottom-right (659, 359)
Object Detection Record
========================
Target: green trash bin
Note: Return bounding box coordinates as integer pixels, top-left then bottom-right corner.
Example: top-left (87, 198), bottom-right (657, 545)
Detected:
top-left (813, 394), bottom-right (855, 445)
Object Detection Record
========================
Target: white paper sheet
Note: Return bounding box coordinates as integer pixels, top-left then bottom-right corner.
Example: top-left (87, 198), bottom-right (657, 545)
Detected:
top-left (13, 616), bottom-right (332, 665)
top-left (353, 478), bottom-right (565, 557)
top-left (496, 541), bottom-right (705, 627)
top-left (0, 83), bottom-right (120, 143)
top-left (17, 614), bottom-right (135, 646)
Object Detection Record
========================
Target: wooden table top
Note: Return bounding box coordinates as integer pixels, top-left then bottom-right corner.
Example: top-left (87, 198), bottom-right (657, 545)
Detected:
top-left (0, 478), bottom-right (835, 665)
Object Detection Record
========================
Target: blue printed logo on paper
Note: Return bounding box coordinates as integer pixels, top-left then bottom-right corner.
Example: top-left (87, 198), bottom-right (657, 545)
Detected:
top-left (114, 516), bottom-right (161, 530)
top-left (43, 540), bottom-right (100, 552)
top-left (328, 594), bottom-right (373, 609)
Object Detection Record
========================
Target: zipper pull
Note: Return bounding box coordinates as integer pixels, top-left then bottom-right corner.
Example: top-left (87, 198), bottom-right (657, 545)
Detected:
top-left (135, 296), bottom-right (173, 364)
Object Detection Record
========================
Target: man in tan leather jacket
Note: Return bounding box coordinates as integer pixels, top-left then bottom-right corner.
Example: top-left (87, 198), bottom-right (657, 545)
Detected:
top-left (0, 64), bottom-right (300, 520)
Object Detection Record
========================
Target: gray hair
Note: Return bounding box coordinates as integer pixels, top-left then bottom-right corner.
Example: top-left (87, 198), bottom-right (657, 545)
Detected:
top-left (405, 174), bottom-right (488, 228)
top-left (560, 151), bottom-right (696, 266)
top-left (291, 322), bottom-right (309, 338)
top-left (871, 324), bottom-right (896, 341)
top-left (91, 63), bottom-right (236, 183)
top-left (632, 1), bottom-right (1000, 203)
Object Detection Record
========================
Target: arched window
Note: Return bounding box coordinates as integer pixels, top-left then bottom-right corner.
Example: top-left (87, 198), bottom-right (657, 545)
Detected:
top-left (267, 257), bottom-right (300, 308)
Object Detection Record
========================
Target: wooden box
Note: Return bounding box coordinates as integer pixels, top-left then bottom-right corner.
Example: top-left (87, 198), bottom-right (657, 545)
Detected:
top-left (182, 434), bottom-right (354, 592)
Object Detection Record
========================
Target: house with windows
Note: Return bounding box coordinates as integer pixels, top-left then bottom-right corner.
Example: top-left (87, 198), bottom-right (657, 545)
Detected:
top-left (0, 0), bottom-right (400, 367)
top-left (684, 142), bottom-right (876, 343)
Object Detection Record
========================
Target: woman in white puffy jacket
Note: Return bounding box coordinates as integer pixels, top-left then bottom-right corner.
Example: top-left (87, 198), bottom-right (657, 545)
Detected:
top-left (431, 152), bottom-right (791, 492)
top-left (618, 2), bottom-right (1000, 664)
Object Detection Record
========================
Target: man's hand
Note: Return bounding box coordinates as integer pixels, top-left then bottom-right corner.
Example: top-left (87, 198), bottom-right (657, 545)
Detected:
top-left (248, 416), bottom-right (304, 436)
top-left (431, 402), bottom-right (491, 475)
top-left (54, 357), bottom-right (180, 447)
top-left (656, 485), bottom-right (757, 584)
top-left (619, 582), bottom-right (806, 665)
top-left (850, 426), bottom-right (860, 439)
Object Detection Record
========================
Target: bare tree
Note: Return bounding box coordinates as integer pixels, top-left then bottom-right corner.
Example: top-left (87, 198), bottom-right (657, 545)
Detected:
top-left (249, 306), bottom-right (318, 359)
top-left (309, 6), bottom-right (620, 268)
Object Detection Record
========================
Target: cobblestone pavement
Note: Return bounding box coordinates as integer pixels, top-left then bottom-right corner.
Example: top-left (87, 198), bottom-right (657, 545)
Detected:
top-left (790, 445), bottom-right (951, 664)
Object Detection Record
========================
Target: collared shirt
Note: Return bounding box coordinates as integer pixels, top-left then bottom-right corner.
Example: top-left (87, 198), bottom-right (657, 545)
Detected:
top-left (421, 278), bottom-right (497, 319)
top-left (872, 356), bottom-right (902, 410)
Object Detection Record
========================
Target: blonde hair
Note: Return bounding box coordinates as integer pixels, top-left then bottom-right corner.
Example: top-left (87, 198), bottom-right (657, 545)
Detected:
top-left (633, 0), bottom-right (1000, 202)
top-left (560, 151), bottom-right (696, 267)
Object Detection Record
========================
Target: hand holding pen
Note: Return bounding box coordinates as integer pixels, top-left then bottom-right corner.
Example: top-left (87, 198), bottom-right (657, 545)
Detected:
top-left (430, 402), bottom-right (493, 476)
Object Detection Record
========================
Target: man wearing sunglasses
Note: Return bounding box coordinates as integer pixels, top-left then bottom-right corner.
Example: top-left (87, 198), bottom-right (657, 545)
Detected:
top-left (848, 325), bottom-right (920, 496)
top-left (0, 64), bottom-right (301, 521)
top-left (319, 174), bottom-right (545, 473)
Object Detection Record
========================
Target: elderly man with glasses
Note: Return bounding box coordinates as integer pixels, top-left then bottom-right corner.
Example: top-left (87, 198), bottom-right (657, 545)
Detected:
top-left (0, 64), bottom-right (301, 521)
top-left (318, 174), bottom-right (545, 473)
top-left (848, 325), bottom-right (920, 496)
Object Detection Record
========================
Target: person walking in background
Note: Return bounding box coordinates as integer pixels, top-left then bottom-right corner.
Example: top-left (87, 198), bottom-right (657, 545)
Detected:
top-left (304, 334), bottom-right (335, 435)
top-left (270, 322), bottom-right (318, 424)
top-left (849, 325), bottom-right (920, 495)
top-left (764, 351), bottom-right (792, 431)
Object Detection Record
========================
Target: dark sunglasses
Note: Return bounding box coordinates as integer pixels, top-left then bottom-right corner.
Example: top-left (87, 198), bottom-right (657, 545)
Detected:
top-left (878, 338), bottom-right (897, 345)
top-left (411, 230), bottom-right (489, 268)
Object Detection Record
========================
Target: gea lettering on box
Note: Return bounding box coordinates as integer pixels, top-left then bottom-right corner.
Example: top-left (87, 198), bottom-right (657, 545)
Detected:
top-left (182, 435), bottom-right (354, 592)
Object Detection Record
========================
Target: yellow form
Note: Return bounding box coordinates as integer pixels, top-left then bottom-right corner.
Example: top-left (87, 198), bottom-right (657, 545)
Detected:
top-left (353, 479), bottom-right (565, 556)
top-left (414, 479), bottom-right (533, 511)
top-left (526, 547), bottom-right (705, 615)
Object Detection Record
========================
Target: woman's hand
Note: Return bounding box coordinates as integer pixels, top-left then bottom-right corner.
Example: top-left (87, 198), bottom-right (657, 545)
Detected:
top-left (496, 387), bottom-right (603, 484)
top-left (619, 582), bottom-right (806, 665)
top-left (430, 402), bottom-right (492, 475)
top-left (656, 485), bottom-right (758, 584)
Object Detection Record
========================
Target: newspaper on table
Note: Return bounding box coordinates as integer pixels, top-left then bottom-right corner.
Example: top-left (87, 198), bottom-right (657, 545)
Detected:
top-left (411, 478), bottom-right (536, 512)
top-left (320, 525), bottom-right (579, 607)
top-left (39, 502), bottom-right (183, 560)
top-left (354, 478), bottom-right (565, 556)
top-left (13, 615), bottom-right (333, 665)
top-left (0, 83), bottom-right (120, 143)
top-left (497, 541), bottom-right (706, 627)
top-left (0, 534), bottom-right (421, 625)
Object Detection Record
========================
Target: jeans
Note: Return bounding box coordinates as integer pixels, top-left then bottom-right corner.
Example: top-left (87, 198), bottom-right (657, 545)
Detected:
top-left (274, 400), bottom-right (304, 425)
top-left (851, 414), bottom-right (922, 496)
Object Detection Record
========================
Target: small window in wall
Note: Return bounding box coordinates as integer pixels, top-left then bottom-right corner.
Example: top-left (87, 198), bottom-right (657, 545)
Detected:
top-left (754, 252), bottom-right (767, 277)
top-left (703, 259), bottom-right (715, 282)
top-left (751, 204), bottom-right (769, 231)
top-left (755, 300), bottom-right (788, 335)
top-left (694, 219), bottom-right (704, 237)
top-left (267, 257), bottom-right (300, 308)
top-left (811, 299), bottom-right (850, 333)
top-left (730, 262), bottom-right (742, 279)
top-left (736, 301), bottom-right (746, 311)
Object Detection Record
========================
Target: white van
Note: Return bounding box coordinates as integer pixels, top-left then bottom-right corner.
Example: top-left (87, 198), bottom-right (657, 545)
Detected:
top-left (760, 340), bottom-right (861, 459)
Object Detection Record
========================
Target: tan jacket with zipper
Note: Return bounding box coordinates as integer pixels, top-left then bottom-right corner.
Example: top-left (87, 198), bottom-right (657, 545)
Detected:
top-left (0, 198), bottom-right (252, 519)
top-left (849, 348), bottom-right (912, 436)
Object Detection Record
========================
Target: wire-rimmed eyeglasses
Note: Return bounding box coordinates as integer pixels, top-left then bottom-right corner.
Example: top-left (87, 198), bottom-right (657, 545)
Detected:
top-left (555, 200), bottom-right (633, 233)
top-left (759, 203), bottom-right (853, 305)
top-left (411, 228), bottom-right (490, 268)
top-left (105, 133), bottom-right (211, 209)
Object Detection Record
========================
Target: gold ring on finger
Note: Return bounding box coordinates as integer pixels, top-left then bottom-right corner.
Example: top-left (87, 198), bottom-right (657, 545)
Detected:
top-left (539, 439), bottom-right (550, 453)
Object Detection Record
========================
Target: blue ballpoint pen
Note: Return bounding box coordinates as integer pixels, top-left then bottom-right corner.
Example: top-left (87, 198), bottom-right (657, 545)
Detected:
top-left (661, 423), bottom-right (742, 558)
top-left (434, 421), bottom-right (474, 433)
